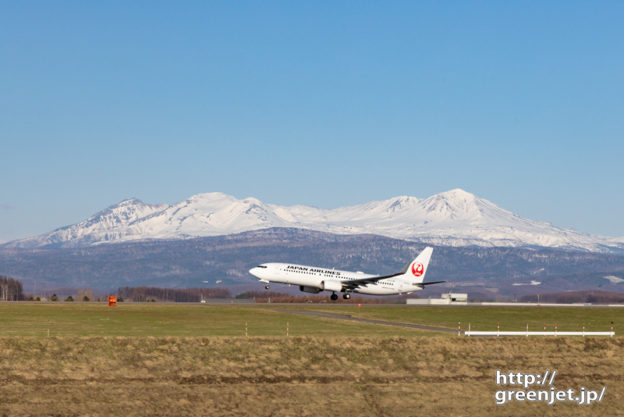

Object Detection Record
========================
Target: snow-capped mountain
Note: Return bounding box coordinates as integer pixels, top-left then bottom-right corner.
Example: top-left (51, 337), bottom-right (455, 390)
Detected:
top-left (15, 198), bottom-right (169, 247)
top-left (5, 189), bottom-right (624, 253)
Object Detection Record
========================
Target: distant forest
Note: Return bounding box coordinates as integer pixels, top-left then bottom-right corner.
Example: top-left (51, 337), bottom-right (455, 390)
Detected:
top-left (117, 286), bottom-right (231, 302)
top-left (0, 276), bottom-right (24, 301)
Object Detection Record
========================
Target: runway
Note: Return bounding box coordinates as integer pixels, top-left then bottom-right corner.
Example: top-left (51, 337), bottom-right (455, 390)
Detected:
top-left (278, 309), bottom-right (458, 334)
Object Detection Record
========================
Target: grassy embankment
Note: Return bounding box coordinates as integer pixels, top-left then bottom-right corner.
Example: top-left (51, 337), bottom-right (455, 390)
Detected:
top-left (1, 336), bottom-right (622, 416)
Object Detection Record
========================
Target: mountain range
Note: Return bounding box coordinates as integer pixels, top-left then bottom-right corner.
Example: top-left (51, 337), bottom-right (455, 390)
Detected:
top-left (2, 228), bottom-right (623, 294)
top-left (4, 189), bottom-right (623, 253)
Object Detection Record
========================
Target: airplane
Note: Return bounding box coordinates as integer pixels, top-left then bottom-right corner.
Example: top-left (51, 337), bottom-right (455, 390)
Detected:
top-left (248, 246), bottom-right (444, 300)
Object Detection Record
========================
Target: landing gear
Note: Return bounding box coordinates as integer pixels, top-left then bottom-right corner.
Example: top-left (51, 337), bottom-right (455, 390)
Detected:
top-left (330, 293), bottom-right (338, 301)
top-left (343, 293), bottom-right (351, 300)
top-left (265, 284), bottom-right (270, 290)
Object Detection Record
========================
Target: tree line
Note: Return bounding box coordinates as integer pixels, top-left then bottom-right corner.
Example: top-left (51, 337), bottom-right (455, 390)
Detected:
top-left (117, 286), bottom-right (231, 302)
top-left (0, 276), bottom-right (24, 301)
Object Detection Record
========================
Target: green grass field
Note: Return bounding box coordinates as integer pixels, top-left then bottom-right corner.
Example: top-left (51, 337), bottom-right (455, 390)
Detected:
top-left (290, 304), bottom-right (623, 333)
top-left (0, 303), bottom-right (620, 337)
top-left (1, 302), bottom-right (623, 416)
top-left (0, 303), bottom-right (424, 337)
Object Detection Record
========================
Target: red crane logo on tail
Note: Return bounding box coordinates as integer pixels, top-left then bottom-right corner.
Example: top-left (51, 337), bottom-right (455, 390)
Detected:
top-left (411, 262), bottom-right (424, 277)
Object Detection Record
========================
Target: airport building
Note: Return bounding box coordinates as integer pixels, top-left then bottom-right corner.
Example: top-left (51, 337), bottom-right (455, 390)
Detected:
top-left (406, 293), bottom-right (468, 305)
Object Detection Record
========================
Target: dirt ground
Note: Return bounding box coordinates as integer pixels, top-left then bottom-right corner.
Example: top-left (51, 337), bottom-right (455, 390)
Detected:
top-left (1, 336), bottom-right (622, 416)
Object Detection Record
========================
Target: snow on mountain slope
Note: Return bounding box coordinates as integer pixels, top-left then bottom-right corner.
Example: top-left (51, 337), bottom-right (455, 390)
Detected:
top-left (123, 192), bottom-right (293, 239)
top-left (11, 198), bottom-right (169, 247)
top-left (5, 189), bottom-right (623, 253)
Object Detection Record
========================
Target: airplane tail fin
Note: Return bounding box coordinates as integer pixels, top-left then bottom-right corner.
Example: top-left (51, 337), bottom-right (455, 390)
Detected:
top-left (399, 247), bottom-right (434, 284)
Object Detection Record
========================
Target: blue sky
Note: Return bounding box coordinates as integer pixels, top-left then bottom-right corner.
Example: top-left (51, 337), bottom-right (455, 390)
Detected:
top-left (1, 1), bottom-right (623, 242)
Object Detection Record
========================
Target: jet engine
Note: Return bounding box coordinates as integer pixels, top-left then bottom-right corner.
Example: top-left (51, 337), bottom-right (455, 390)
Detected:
top-left (299, 286), bottom-right (322, 294)
top-left (321, 280), bottom-right (343, 292)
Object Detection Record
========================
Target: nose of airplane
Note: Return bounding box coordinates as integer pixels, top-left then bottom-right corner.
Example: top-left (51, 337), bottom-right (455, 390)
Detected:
top-left (249, 265), bottom-right (269, 279)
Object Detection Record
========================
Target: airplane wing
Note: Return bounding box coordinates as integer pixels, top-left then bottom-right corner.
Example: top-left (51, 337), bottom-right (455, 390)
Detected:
top-left (342, 274), bottom-right (445, 290)
top-left (342, 247), bottom-right (444, 291)
top-left (416, 280), bottom-right (446, 286)
top-left (341, 273), bottom-right (399, 290)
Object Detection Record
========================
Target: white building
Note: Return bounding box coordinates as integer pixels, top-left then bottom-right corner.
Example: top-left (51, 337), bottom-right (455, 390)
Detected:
top-left (406, 293), bottom-right (468, 305)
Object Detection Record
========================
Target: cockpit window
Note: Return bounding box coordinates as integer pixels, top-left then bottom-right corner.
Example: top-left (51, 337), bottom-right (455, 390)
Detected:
top-left (256, 265), bottom-right (268, 268)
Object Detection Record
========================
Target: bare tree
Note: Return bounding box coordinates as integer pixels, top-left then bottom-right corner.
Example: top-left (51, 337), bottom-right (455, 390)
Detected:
top-left (0, 276), bottom-right (24, 301)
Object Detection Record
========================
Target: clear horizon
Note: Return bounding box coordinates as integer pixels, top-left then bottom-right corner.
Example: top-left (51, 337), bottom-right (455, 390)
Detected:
top-left (2, 2), bottom-right (623, 241)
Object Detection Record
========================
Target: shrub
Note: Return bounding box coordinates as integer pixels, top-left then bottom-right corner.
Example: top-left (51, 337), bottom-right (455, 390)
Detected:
top-left (65, 296), bottom-right (74, 302)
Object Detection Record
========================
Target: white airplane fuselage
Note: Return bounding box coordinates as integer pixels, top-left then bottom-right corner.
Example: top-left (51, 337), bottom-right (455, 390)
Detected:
top-left (250, 263), bottom-right (411, 295)
top-left (249, 247), bottom-right (441, 300)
